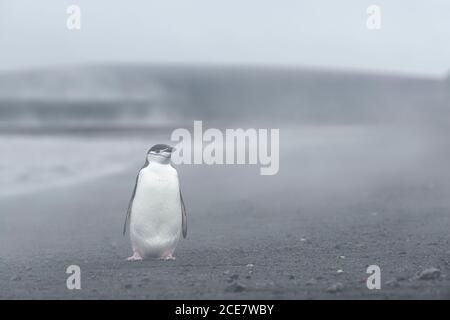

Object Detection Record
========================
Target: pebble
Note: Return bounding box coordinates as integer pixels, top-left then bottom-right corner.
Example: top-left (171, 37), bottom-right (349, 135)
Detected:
top-left (326, 282), bottom-right (344, 293)
top-left (225, 282), bottom-right (246, 293)
top-left (417, 268), bottom-right (441, 280)
top-left (230, 274), bottom-right (239, 280)
top-left (10, 275), bottom-right (21, 281)
top-left (227, 274), bottom-right (239, 283)
top-left (385, 279), bottom-right (400, 288)
top-left (300, 238), bottom-right (311, 244)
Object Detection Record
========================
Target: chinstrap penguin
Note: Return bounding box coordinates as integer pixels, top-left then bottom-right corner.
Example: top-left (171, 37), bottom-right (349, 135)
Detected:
top-left (123, 144), bottom-right (187, 261)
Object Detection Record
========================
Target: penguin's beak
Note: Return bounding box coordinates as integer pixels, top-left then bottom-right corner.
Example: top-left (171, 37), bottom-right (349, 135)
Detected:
top-left (167, 146), bottom-right (176, 153)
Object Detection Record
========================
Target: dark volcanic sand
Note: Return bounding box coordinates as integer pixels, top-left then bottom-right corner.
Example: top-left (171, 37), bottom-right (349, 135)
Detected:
top-left (1, 126), bottom-right (450, 299)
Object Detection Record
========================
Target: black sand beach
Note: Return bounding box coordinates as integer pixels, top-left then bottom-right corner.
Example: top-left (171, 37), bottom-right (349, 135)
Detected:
top-left (1, 125), bottom-right (450, 299)
top-left (1, 0), bottom-right (450, 301)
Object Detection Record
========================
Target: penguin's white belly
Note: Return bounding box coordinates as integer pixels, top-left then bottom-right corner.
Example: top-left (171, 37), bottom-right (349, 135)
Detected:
top-left (129, 167), bottom-right (181, 258)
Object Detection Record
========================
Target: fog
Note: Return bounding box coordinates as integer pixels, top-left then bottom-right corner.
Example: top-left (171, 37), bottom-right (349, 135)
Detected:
top-left (1, 1), bottom-right (450, 75)
top-left (1, 1), bottom-right (450, 299)
top-left (0, 65), bottom-right (449, 199)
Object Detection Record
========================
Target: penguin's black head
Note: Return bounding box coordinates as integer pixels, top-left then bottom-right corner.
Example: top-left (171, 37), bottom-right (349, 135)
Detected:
top-left (147, 144), bottom-right (175, 159)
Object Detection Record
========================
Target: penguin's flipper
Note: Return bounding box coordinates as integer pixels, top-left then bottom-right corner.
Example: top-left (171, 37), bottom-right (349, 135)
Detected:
top-left (123, 171), bottom-right (141, 236)
top-left (180, 189), bottom-right (187, 238)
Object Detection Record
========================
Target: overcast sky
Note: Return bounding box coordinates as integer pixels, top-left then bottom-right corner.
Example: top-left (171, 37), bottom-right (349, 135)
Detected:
top-left (0, 0), bottom-right (449, 76)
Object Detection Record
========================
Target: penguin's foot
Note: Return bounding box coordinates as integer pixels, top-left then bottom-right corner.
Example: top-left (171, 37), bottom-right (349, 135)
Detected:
top-left (160, 254), bottom-right (176, 261)
top-left (126, 252), bottom-right (143, 261)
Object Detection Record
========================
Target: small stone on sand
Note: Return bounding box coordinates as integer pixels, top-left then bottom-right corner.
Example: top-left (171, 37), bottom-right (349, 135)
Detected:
top-left (326, 282), bottom-right (344, 293)
top-left (10, 275), bottom-right (21, 281)
top-left (225, 282), bottom-right (246, 293)
top-left (385, 279), bottom-right (400, 288)
top-left (417, 268), bottom-right (441, 280)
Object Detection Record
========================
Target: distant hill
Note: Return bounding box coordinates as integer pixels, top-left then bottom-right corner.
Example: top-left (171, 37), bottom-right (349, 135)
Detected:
top-left (0, 65), bottom-right (448, 129)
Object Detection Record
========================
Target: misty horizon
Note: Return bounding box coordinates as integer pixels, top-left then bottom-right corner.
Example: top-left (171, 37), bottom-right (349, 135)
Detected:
top-left (1, 1), bottom-right (450, 76)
